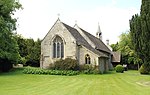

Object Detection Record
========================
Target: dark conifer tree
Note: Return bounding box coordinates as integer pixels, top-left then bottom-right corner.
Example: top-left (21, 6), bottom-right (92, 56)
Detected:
top-left (130, 0), bottom-right (150, 73)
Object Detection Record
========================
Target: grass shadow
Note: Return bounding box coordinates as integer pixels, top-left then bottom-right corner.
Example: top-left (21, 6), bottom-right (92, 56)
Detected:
top-left (103, 70), bottom-right (116, 75)
top-left (0, 67), bottom-right (24, 76)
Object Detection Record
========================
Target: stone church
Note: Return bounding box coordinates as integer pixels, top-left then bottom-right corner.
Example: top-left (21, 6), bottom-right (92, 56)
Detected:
top-left (40, 18), bottom-right (114, 73)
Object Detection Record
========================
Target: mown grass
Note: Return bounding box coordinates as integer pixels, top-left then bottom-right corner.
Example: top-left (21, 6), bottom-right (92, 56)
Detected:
top-left (0, 68), bottom-right (150, 95)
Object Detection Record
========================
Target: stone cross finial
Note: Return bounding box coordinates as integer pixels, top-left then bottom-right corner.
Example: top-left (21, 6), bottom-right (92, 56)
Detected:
top-left (57, 13), bottom-right (60, 18)
top-left (75, 20), bottom-right (77, 24)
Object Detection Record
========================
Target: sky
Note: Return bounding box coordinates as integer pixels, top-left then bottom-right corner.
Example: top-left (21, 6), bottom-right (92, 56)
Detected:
top-left (15, 0), bottom-right (141, 44)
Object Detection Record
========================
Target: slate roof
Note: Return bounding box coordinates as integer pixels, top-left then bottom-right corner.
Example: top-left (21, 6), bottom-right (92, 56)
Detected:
top-left (112, 52), bottom-right (121, 62)
top-left (79, 28), bottom-right (111, 53)
top-left (62, 22), bottom-right (108, 57)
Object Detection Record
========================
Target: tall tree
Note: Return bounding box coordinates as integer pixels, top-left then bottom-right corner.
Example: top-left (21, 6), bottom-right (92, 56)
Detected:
top-left (15, 35), bottom-right (28, 57)
top-left (15, 35), bottom-right (41, 67)
top-left (25, 38), bottom-right (41, 67)
top-left (130, 14), bottom-right (142, 66)
top-left (111, 32), bottom-right (141, 69)
top-left (140, 0), bottom-right (150, 65)
top-left (130, 0), bottom-right (150, 73)
top-left (0, 0), bottom-right (22, 72)
top-left (117, 32), bottom-right (134, 65)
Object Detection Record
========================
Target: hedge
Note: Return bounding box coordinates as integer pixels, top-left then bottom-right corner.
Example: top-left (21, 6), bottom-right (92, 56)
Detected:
top-left (23, 67), bottom-right (79, 76)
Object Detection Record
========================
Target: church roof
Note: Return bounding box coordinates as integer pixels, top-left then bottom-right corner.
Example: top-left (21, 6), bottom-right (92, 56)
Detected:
top-left (62, 22), bottom-right (109, 57)
top-left (112, 52), bottom-right (121, 62)
top-left (79, 28), bottom-right (111, 53)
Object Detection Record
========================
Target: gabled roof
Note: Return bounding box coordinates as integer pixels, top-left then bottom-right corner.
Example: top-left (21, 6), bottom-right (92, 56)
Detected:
top-left (79, 28), bottom-right (111, 53)
top-left (62, 23), bottom-right (88, 46)
top-left (62, 23), bottom-right (108, 57)
top-left (112, 52), bottom-right (121, 62)
top-left (42, 18), bottom-right (61, 42)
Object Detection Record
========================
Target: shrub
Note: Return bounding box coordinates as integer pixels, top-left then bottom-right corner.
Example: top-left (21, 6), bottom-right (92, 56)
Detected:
top-left (115, 65), bottom-right (124, 73)
top-left (92, 69), bottom-right (101, 74)
top-left (53, 58), bottom-right (79, 70)
top-left (79, 64), bottom-right (93, 71)
top-left (139, 64), bottom-right (150, 74)
top-left (79, 64), bottom-right (100, 74)
top-left (23, 67), bottom-right (79, 76)
top-left (48, 63), bottom-right (55, 70)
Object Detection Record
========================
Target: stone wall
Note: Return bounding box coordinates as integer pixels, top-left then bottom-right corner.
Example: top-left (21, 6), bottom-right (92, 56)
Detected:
top-left (40, 19), bottom-right (112, 73)
top-left (41, 20), bottom-right (77, 68)
top-left (78, 45), bottom-right (99, 66)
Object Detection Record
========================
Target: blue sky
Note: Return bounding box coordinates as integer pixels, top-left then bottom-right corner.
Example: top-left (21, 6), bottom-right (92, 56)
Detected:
top-left (15, 0), bottom-right (141, 44)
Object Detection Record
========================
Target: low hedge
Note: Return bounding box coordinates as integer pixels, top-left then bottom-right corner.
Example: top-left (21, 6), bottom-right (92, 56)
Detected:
top-left (23, 67), bottom-right (79, 76)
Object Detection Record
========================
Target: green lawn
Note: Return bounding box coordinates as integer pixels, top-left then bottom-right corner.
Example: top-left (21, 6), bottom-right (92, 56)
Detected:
top-left (0, 68), bottom-right (150, 95)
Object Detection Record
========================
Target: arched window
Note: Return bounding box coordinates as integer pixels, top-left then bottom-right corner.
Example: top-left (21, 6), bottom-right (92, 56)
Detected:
top-left (85, 54), bottom-right (91, 64)
top-left (53, 36), bottom-right (64, 58)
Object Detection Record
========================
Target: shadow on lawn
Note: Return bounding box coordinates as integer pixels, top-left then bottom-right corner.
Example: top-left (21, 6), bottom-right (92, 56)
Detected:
top-left (103, 71), bottom-right (116, 75)
top-left (0, 68), bottom-right (24, 76)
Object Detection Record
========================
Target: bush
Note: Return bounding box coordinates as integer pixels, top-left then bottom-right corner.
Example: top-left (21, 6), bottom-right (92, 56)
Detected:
top-left (79, 64), bottom-right (92, 74)
top-left (139, 64), bottom-right (150, 74)
top-left (23, 67), bottom-right (79, 76)
top-left (91, 69), bottom-right (101, 74)
top-left (115, 65), bottom-right (124, 73)
top-left (53, 58), bottom-right (79, 70)
top-left (80, 64), bottom-right (93, 70)
top-left (79, 64), bottom-right (100, 74)
top-left (49, 59), bottom-right (102, 75)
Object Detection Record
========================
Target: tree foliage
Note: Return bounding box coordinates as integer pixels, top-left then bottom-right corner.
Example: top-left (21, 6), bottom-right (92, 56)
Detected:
top-left (130, 0), bottom-right (150, 73)
top-left (0, 0), bottom-right (22, 72)
top-left (0, 0), bottom-right (41, 71)
top-left (130, 15), bottom-right (143, 63)
top-left (110, 42), bottom-right (118, 51)
top-left (140, 0), bottom-right (150, 65)
top-left (110, 32), bottom-right (141, 67)
top-left (15, 35), bottom-right (41, 67)
top-left (118, 32), bottom-right (136, 64)
top-left (25, 38), bottom-right (41, 67)
top-left (118, 32), bottom-right (132, 64)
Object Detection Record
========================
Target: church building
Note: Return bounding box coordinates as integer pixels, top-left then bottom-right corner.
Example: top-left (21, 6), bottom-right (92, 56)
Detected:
top-left (40, 18), bottom-right (114, 73)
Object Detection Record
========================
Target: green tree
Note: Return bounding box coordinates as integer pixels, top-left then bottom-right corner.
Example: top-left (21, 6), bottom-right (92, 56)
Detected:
top-left (25, 38), bottom-right (41, 67)
top-left (14, 34), bottom-right (27, 65)
top-left (117, 32), bottom-right (133, 64)
top-left (140, 0), bottom-right (150, 65)
top-left (0, 0), bottom-right (22, 72)
top-left (110, 42), bottom-right (118, 51)
top-left (15, 35), bottom-right (28, 57)
top-left (130, 14), bottom-right (142, 63)
top-left (130, 0), bottom-right (150, 74)
top-left (114, 32), bottom-right (141, 69)
top-left (15, 35), bottom-right (41, 67)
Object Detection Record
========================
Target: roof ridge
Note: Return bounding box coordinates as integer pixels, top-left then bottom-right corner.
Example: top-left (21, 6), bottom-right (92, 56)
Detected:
top-left (79, 27), bottom-right (111, 53)
top-left (62, 22), bottom-right (108, 57)
top-left (41, 18), bottom-right (61, 42)
top-left (62, 22), bottom-right (76, 30)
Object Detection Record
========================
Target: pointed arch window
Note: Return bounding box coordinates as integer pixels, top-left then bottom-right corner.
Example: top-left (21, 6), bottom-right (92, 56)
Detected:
top-left (85, 54), bottom-right (91, 64)
top-left (53, 36), bottom-right (64, 58)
